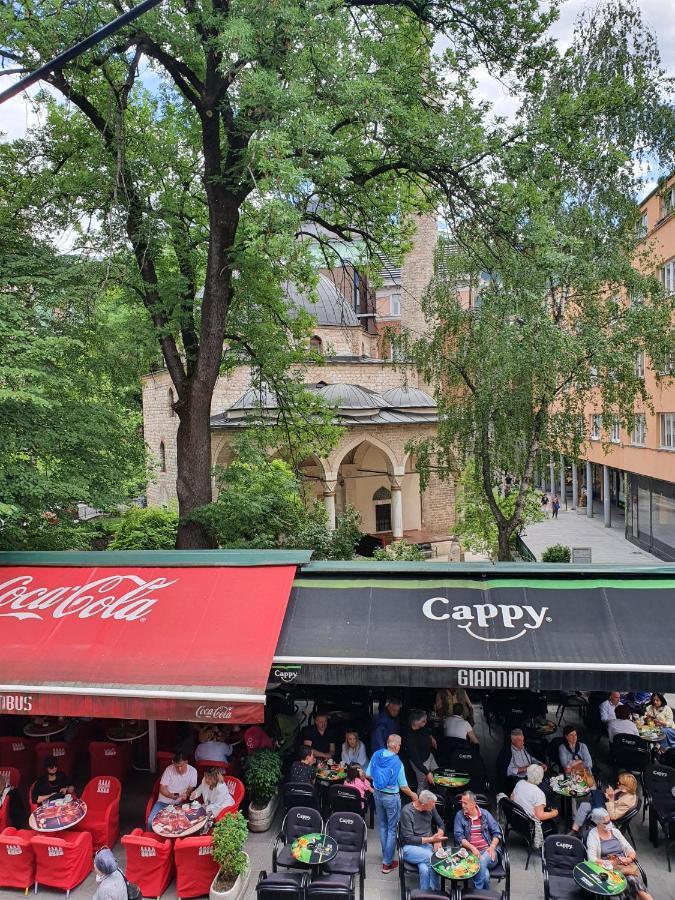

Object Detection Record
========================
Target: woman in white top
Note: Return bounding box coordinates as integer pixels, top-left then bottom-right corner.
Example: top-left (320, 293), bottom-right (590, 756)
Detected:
top-left (586, 807), bottom-right (652, 900)
top-left (511, 764), bottom-right (559, 825)
top-left (190, 768), bottom-right (234, 819)
top-left (443, 703), bottom-right (478, 743)
top-left (644, 693), bottom-right (674, 728)
top-left (194, 726), bottom-right (233, 762)
top-left (607, 705), bottom-right (639, 742)
top-left (341, 730), bottom-right (368, 768)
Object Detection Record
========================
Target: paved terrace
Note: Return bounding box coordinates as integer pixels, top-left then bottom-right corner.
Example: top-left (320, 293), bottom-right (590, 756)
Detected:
top-left (4, 701), bottom-right (674, 900)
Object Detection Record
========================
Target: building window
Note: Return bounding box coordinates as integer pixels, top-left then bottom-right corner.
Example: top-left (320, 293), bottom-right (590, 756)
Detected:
top-left (639, 211), bottom-right (648, 237)
top-left (373, 486), bottom-right (392, 533)
top-left (169, 388), bottom-right (175, 417)
top-left (610, 417), bottom-right (620, 444)
top-left (634, 351), bottom-right (645, 379)
top-left (631, 414), bottom-right (647, 446)
top-left (660, 413), bottom-right (675, 450)
top-left (591, 414), bottom-right (601, 440)
top-left (661, 351), bottom-right (675, 376)
top-left (390, 293), bottom-right (401, 316)
top-left (662, 259), bottom-right (675, 296)
top-left (159, 441), bottom-right (166, 472)
top-left (662, 186), bottom-right (675, 219)
top-left (309, 335), bottom-right (323, 353)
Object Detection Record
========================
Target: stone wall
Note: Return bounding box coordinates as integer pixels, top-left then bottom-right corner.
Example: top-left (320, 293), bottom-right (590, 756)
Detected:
top-left (421, 468), bottom-right (456, 535)
top-left (399, 214), bottom-right (438, 340)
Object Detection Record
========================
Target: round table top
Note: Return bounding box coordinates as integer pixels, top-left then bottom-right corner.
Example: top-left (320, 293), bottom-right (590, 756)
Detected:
top-left (550, 774), bottom-right (592, 798)
top-left (635, 722), bottom-right (664, 743)
top-left (316, 764), bottom-right (347, 783)
top-left (530, 719), bottom-right (558, 736)
top-left (29, 797), bottom-right (87, 832)
top-left (24, 721), bottom-right (68, 739)
top-left (106, 726), bottom-right (149, 743)
top-left (433, 770), bottom-right (470, 788)
top-left (572, 861), bottom-right (627, 895)
top-left (152, 803), bottom-right (208, 838)
top-left (431, 847), bottom-right (480, 880)
top-left (291, 833), bottom-right (338, 865)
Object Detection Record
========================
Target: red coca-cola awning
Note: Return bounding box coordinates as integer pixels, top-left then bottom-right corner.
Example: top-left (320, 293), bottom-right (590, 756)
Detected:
top-left (0, 551), bottom-right (309, 723)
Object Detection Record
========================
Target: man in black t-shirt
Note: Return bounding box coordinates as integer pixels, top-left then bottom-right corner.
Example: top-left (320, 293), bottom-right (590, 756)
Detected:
top-left (31, 756), bottom-right (75, 805)
top-left (300, 712), bottom-right (336, 760)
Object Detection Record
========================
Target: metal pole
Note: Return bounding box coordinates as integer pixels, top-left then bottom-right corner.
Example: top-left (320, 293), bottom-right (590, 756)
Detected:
top-left (148, 719), bottom-right (157, 774)
top-left (559, 453), bottom-right (565, 508)
top-left (603, 465), bottom-right (611, 528)
top-left (0, 0), bottom-right (164, 105)
top-left (572, 463), bottom-right (578, 510)
top-left (549, 458), bottom-right (555, 495)
top-left (586, 461), bottom-right (593, 518)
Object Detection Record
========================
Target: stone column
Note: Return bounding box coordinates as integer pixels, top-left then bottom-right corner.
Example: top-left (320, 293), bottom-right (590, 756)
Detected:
top-left (323, 480), bottom-right (337, 531)
top-left (549, 458), bottom-right (555, 495)
top-left (571, 463), bottom-right (578, 510)
top-left (603, 465), bottom-right (611, 528)
top-left (390, 476), bottom-right (404, 539)
top-left (559, 453), bottom-right (566, 506)
top-left (586, 461), bottom-right (593, 518)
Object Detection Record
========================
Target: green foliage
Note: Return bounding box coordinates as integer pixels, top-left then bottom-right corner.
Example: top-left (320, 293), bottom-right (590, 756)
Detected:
top-left (244, 750), bottom-right (282, 807)
top-left (108, 506), bottom-right (178, 550)
top-left (212, 811), bottom-right (248, 883)
top-left (373, 540), bottom-right (425, 561)
top-left (0, 518), bottom-right (98, 552)
top-left (542, 544), bottom-right (571, 563)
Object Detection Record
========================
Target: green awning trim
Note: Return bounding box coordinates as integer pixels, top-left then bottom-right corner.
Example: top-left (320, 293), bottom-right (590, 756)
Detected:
top-left (0, 550), bottom-right (313, 567)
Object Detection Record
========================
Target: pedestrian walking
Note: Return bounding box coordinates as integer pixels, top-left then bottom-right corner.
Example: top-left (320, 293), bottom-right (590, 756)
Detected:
top-left (92, 849), bottom-right (127, 900)
top-left (366, 733), bottom-right (417, 873)
top-left (552, 496), bottom-right (560, 519)
top-left (541, 494), bottom-right (549, 518)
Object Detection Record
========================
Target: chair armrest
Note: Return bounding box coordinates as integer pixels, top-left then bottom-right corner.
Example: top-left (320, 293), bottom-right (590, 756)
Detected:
top-left (359, 844), bottom-right (366, 876)
top-left (272, 832), bottom-right (285, 871)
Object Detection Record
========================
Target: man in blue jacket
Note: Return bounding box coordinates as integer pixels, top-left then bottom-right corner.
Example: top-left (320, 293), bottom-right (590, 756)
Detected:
top-left (366, 733), bottom-right (417, 873)
top-left (371, 698), bottom-right (402, 751)
top-left (453, 790), bottom-right (502, 891)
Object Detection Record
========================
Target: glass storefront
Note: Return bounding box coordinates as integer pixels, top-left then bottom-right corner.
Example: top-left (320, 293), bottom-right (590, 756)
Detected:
top-left (628, 474), bottom-right (675, 561)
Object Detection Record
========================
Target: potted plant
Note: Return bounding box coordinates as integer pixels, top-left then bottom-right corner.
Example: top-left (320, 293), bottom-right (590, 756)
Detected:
top-left (210, 811), bottom-right (250, 900)
top-left (244, 749), bottom-right (282, 832)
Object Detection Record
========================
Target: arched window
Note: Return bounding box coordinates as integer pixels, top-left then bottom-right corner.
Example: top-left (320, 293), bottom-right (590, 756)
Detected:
top-left (310, 335), bottom-right (323, 353)
top-left (373, 486), bottom-right (392, 532)
top-left (159, 441), bottom-right (166, 473)
top-left (373, 486), bottom-right (392, 501)
top-left (169, 388), bottom-right (175, 417)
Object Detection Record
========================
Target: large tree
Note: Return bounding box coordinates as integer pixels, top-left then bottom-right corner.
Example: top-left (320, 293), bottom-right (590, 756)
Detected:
top-left (0, 0), bottom-right (555, 547)
top-left (407, 2), bottom-right (675, 560)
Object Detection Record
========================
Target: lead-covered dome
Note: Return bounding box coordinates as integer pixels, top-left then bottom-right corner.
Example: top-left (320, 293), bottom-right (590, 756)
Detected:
top-left (284, 275), bottom-right (359, 327)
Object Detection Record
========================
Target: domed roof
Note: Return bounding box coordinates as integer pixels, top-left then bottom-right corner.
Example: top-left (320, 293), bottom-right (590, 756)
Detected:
top-left (317, 383), bottom-right (388, 410)
top-left (285, 276), bottom-right (360, 327)
top-left (381, 386), bottom-right (436, 408)
top-left (228, 386), bottom-right (278, 411)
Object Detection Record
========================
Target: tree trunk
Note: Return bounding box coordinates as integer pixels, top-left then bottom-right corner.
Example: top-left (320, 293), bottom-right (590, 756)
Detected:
top-left (496, 525), bottom-right (512, 562)
top-left (175, 384), bottom-right (218, 549)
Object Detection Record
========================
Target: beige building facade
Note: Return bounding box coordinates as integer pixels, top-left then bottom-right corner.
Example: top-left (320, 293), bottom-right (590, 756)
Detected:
top-left (142, 217), bottom-right (457, 546)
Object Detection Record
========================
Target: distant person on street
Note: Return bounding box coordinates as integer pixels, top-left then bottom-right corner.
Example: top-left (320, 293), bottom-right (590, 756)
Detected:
top-left (552, 496), bottom-right (560, 518)
top-left (541, 495), bottom-right (549, 518)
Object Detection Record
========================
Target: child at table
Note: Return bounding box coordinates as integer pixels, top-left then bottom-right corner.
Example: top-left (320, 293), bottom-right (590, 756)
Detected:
top-left (344, 764), bottom-right (373, 801)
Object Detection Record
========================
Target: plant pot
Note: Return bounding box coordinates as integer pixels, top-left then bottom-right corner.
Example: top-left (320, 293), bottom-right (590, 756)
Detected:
top-left (247, 792), bottom-right (279, 832)
top-left (210, 853), bottom-right (250, 900)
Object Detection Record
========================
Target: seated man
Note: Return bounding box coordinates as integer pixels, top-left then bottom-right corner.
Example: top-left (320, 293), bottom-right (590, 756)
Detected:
top-left (511, 764), bottom-right (559, 836)
top-left (32, 756), bottom-right (76, 805)
top-left (399, 789), bottom-right (445, 891)
top-left (608, 705), bottom-right (639, 742)
top-left (300, 712), bottom-right (336, 761)
top-left (599, 691), bottom-right (621, 724)
top-left (453, 791), bottom-right (502, 891)
top-left (147, 751), bottom-right (198, 828)
top-left (506, 729), bottom-right (546, 780)
top-left (443, 703), bottom-right (479, 745)
top-left (289, 746), bottom-right (316, 784)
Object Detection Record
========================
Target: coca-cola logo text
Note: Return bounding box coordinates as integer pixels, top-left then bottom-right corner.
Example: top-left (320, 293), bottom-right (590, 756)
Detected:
top-left (0, 574), bottom-right (177, 622)
top-left (195, 705), bottom-right (233, 720)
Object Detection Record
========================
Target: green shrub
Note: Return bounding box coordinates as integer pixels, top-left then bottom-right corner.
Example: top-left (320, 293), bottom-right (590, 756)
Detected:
top-left (212, 811), bottom-right (248, 884)
top-left (541, 543), bottom-right (571, 563)
top-left (244, 749), bottom-right (282, 806)
top-left (108, 506), bottom-right (178, 550)
top-left (373, 540), bottom-right (425, 561)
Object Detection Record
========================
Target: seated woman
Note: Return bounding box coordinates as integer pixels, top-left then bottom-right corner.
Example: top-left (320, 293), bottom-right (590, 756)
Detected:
top-left (341, 730), bottom-right (368, 768)
top-left (190, 768), bottom-right (234, 820)
top-left (644, 693), bottom-right (674, 728)
top-left (31, 756), bottom-right (75, 805)
top-left (559, 725), bottom-right (593, 773)
top-left (194, 726), bottom-right (232, 763)
top-left (510, 764), bottom-right (559, 840)
top-left (607, 705), bottom-right (639, 742)
top-left (343, 763), bottom-right (373, 812)
top-left (587, 807), bottom-right (653, 900)
top-left (570, 772), bottom-right (638, 835)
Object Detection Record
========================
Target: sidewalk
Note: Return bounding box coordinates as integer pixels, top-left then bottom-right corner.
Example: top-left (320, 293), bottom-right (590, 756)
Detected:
top-left (522, 505), bottom-right (661, 565)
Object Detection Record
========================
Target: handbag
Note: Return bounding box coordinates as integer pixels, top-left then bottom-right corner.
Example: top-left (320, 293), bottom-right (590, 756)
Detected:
top-left (118, 867), bottom-right (142, 900)
top-left (607, 854), bottom-right (639, 877)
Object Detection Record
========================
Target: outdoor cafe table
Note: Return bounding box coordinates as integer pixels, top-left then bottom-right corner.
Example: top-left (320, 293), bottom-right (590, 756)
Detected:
top-left (529, 719), bottom-right (558, 738)
top-left (316, 763), bottom-right (347, 785)
top-left (573, 861), bottom-right (628, 896)
top-left (29, 797), bottom-right (87, 832)
top-left (431, 847), bottom-right (480, 886)
top-left (635, 720), bottom-right (664, 743)
top-left (152, 803), bottom-right (208, 838)
top-left (24, 719), bottom-right (68, 741)
top-left (290, 833), bottom-right (338, 866)
top-left (550, 774), bottom-right (592, 829)
top-left (432, 770), bottom-right (471, 789)
top-left (106, 722), bottom-right (149, 743)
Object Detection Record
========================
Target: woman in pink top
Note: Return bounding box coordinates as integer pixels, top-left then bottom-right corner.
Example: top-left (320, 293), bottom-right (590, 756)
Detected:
top-left (344, 764), bottom-right (373, 804)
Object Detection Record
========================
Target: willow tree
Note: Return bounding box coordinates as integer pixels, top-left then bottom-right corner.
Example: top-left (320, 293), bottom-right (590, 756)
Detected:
top-left (407, 1), bottom-right (675, 561)
top-left (0, 0), bottom-right (556, 547)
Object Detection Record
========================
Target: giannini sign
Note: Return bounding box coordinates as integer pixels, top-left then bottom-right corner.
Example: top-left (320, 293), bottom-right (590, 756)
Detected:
top-left (421, 597), bottom-right (551, 642)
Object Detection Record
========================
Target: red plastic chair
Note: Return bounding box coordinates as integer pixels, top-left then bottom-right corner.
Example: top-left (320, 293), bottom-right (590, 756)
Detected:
top-left (34, 743), bottom-right (73, 779)
top-left (27, 783), bottom-right (37, 815)
top-left (0, 768), bottom-right (21, 832)
top-left (174, 836), bottom-right (218, 900)
top-left (194, 760), bottom-right (232, 783)
top-left (145, 779), bottom-right (161, 827)
top-left (0, 828), bottom-right (36, 894)
top-left (214, 777), bottom-right (245, 823)
top-left (121, 829), bottom-right (175, 899)
top-left (80, 776), bottom-right (121, 850)
top-left (0, 739), bottom-right (33, 789)
top-left (31, 830), bottom-right (93, 897)
top-left (155, 751), bottom-right (175, 774)
top-left (89, 741), bottom-right (131, 781)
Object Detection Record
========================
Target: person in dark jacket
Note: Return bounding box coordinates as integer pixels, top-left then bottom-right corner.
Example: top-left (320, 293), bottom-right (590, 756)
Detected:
top-left (404, 709), bottom-right (438, 792)
top-left (288, 746), bottom-right (316, 784)
top-left (371, 698), bottom-right (402, 752)
top-left (453, 791), bottom-right (502, 890)
top-left (31, 756), bottom-right (75, 805)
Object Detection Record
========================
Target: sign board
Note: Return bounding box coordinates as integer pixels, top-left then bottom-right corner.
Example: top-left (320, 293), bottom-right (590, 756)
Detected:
top-left (572, 547), bottom-right (592, 564)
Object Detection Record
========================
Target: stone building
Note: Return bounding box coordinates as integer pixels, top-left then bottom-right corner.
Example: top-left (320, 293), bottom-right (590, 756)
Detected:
top-left (142, 216), bottom-right (457, 546)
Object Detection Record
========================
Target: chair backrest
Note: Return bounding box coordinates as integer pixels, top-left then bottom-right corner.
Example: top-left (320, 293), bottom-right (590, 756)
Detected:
top-left (326, 811), bottom-right (366, 853)
top-left (543, 834), bottom-right (586, 876)
top-left (89, 741), bottom-right (130, 778)
top-left (613, 734), bottom-right (650, 769)
top-left (327, 785), bottom-right (363, 817)
top-left (82, 775), bottom-right (122, 810)
top-left (174, 835), bottom-right (219, 896)
top-left (283, 782), bottom-right (320, 812)
top-left (283, 806), bottom-right (323, 842)
top-left (34, 742), bottom-right (72, 778)
top-left (223, 776), bottom-right (245, 809)
top-left (643, 762), bottom-right (675, 800)
top-left (0, 738), bottom-right (32, 782)
top-left (499, 798), bottom-right (534, 840)
top-left (121, 828), bottom-right (170, 853)
top-left (195, 759), bottom-right (232, 782)
top-left (256, 872), bottom-right (307, 898)
top-left (0, 766), bottom-right (20, 789)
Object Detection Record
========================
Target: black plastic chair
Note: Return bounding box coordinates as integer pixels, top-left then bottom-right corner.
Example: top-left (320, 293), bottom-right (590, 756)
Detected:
top-left (458, 891), bottom-right (506, 900)
top-left (642, 762), bottom-right (675, 830)
top-left (555, 692), bottom-right (588, 725)
top-left (447, 747), bottom-right (489, 793)
top-left (326, 785), bottom-right (364, 819)
top-left (323, 812), bottom-right (367, 900)
top-left (615, 796), bottom-right (641, 845)
top-left (660, 748), bottom-right (675, 769)
top-left (283, 782), bottom-right (321, 813)
top-left (404, 890), bottom-right (448, 900)
top-left (610, 734), bottom-right (650, 777)
top-left (256, 870), bottom-right (309, 899)
top-left (273, 806), bottom-right (324, 872)
top-left (650, 794), bottom-right (675, 872)
top-left (305, 874), bottom-right (354, 898)
top-left (541, 834), bottom-right (586, 900)
top-left (498, 797), bottom-right (537, 870)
